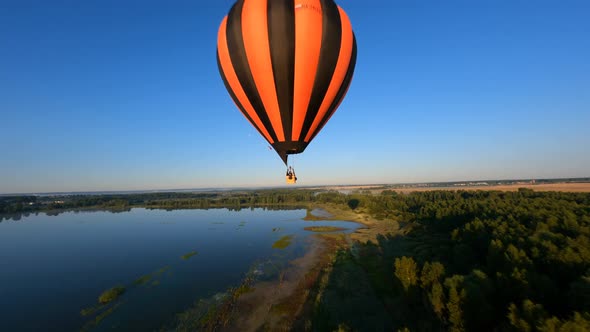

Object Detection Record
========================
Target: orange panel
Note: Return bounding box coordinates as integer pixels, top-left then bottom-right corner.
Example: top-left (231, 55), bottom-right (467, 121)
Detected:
top-left (241, 0), bottom-right (285, 141)
top-left (292, 0), bottom-right (323, 141)
top-left (218, 16), bottom-right (274, 143)
top-left (309, 76), bottom-right (353, 142)
top-left (304, 6), bottom-right (353, 142)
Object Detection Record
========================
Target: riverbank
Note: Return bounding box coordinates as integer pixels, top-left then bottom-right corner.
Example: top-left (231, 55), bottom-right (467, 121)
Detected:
top-left (223, 232), bottom-right (349, 331)
top-left (214, 204), bottom-right (402, 331)
top-left (304, 203), bottom-right (404, 244)
top-left (151, 205), bottom-right (366, 332)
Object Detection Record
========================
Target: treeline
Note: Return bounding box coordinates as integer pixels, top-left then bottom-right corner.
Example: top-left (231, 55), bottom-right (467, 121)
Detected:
top-left (0, 192), bottom-right (222, 214)
top-left (346, 189), bottom-right (590, 331)
top-left (0, 190), bottom-right (348, 215)
top-left (144, 190), bottom-right (336, 210)
top-left (0, 196), bottom-right (38, 213)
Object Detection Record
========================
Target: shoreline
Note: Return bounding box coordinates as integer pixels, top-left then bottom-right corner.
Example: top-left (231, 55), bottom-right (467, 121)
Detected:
top-left (217, 204), bottom-right (395, 331)
top-left (4, 182), bottom-right (589, 220)
top-left (162, 205), bottom-right (367, 331)
top-left (222, 234), bottom-right (333, 331)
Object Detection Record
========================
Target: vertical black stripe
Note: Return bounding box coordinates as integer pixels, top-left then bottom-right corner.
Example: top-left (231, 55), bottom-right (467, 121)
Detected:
top-left (298, 0), bottom-right (342, 141)
top-left (267, 0), bottom-right (295, 143)
top-left (226, 0), bottom-right (279, 142)
top-left (217, 51), bottom-right (271, 143)
top-left (308, 34), bottom-right (357, 142)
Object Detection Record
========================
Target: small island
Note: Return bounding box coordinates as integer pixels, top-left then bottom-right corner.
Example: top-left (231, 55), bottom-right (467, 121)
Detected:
top-left (272, 235), bottom-right (293, 249)
top-left (98, 286), bottom-right (126, 304)
top-left (181, 251), bottom-right (198, 260)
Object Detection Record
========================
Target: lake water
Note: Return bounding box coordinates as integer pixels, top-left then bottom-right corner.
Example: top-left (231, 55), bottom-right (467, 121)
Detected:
top-left (0, 208), bottom-right (360, 331)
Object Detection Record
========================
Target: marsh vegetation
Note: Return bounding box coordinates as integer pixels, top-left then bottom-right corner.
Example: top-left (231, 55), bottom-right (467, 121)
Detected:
top-left (304, 226), bottom-right (347, 232)
top-left (272, 235), bottom-right (294, 249)
top-left (98, 286), bottom-right (125, 304)
top-left (181, 251), bottom-right (198, 260)
top-left (133, 274), bottom-right (152, 286)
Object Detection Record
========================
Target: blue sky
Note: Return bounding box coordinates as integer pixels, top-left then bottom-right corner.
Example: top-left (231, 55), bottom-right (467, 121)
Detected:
top-left (1, 0), bottom-right (589, 193)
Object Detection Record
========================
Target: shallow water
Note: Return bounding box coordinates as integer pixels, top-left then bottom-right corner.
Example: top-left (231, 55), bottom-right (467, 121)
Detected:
top-left (0, 208), bottom-right (359, 331)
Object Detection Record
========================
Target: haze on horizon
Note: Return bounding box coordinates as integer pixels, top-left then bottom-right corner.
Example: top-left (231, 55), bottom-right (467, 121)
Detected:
top-left (1, 0), bottom-right (589, 194)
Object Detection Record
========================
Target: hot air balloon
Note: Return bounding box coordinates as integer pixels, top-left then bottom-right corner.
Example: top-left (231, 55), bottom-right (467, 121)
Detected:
top-left (216, 0), bottom-right (357, 182)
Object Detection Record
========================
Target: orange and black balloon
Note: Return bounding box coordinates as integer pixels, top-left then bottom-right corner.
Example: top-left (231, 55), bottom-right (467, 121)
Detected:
top-left (216, 0), bottom-right (357, 165)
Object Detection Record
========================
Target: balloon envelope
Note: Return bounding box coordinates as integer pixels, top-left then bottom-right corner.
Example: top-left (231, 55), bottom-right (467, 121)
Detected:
top-left (217, 0), bottom-right (357, 165)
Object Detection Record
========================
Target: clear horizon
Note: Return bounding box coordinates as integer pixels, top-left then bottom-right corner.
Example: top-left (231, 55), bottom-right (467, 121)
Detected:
top-left (2, 0), bottom-right (589, 194)
top-left (3, 176), bottom-right (589, 196)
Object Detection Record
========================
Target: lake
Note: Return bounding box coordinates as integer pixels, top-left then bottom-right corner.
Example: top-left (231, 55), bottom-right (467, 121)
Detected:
top-left (0, 207), bottom-right (360, 331)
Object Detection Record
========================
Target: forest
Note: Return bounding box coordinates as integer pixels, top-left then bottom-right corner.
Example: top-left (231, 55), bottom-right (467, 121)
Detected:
top-left (304, 189), bottom-right (590, 331)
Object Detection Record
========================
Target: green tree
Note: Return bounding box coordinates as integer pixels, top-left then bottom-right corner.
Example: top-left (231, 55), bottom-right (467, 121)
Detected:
top-left (419, 261), bottom-right (447, 321)
top-left (539, 312), bottom-right (590, 331)
top-left (420, 261), bottom-right (445, 288)
top-left (508, 299), bottom-right (547, 332)
top-left (347, 198), bottom-right (360, 210)
top-left (395, 256), bottom-right (418, 292)
top-left (445, 275), bottom-right (466, 332)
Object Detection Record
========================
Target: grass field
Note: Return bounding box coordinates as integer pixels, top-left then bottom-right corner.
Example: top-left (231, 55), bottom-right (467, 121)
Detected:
top-left (316, 182), bottom-right (590, 194)
top-left (391, 182), bottom-right (590, 193)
